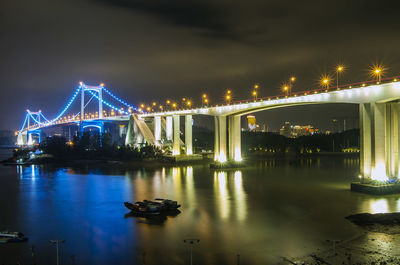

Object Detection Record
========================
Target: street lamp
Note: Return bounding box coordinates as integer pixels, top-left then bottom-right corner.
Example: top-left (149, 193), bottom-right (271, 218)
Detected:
top-left (49, 239), bottom-right (66, 265)
top-left (289, 76), bottom-right (295, 96)
top-left (371, 65), bottom-right (384, 83)
top-left (336, 65), bottom-right (344, 90)
top-left (172, 103), bottom-right (177, 110)
top-left (225, 94), bottom-right (231, 104)
top-left (202, 94), bottom-right (208, 107)
top-left (183, 238), bottom-right (200, 265)
top-left (186, 100), bottom-right (192, 108)
top-left (282, 84), bottom-right (289, 97)
top-left (252, 84), bottom-right (258, 101)
top-left (321, 75), bottom-right (331, 90)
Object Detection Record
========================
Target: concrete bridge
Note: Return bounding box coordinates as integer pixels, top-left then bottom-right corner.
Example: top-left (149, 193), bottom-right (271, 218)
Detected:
top-left (17, 79), bottom-right (400, 181)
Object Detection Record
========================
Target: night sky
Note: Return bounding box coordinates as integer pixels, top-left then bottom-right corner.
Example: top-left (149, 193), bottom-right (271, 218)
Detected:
top-left (2, 0), bottom-right (400, 131)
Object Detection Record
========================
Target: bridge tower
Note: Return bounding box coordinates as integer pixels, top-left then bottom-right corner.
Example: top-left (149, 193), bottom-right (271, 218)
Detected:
top-left (80, 82), bottom-right (103, 121)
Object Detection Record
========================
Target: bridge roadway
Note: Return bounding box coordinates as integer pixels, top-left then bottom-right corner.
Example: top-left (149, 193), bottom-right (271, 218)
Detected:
top-left (20, 80), bottom-right (400, 181)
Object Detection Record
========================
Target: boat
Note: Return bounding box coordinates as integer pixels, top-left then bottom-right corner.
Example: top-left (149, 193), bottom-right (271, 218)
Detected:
top-left (154, 198), bottom-right (181, 210)
top-left (124, 201), bottom-right (161, 216)
top-left (0, 231), bottom-right (28, 243)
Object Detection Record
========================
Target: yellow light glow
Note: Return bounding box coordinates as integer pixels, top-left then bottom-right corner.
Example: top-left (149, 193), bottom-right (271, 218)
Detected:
top-left (370, 64), bottom-right (385, 81)
top-left (227, 90), bottom-right (231, 94)
top-left (166, 100), bottom-right (170, 104)
top-left (283, 86), bottom-right (288, 91)
top-left (182, 97), bottom-right (186, 101)
top-left (254, 84), bottom-right (259, 89)
top-left (172, 103), bottom-right (177, 108)
top-left (140, 104), bottom-right (145, 108)
top-left (290, 76), bottom-right (295, 82)
top-left (203, 94), bottom-right (207, 98)
top-left (187, 101), bottom-right (192, 106)
top-left (152, 102), bottom-right (156, 106)
top-left (371, 163), bottom-right (388, 182)
top-left (205, 99), bottom-right (208, 103)
top-left (337, 65), bottom-right (344, 72)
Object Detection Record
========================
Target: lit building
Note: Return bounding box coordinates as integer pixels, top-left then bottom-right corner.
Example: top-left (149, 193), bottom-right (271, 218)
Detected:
top-left (247, 115), bottom-right (258, 132)
top-left (280, 122), bottom-right (319, 138)
top-left (279, 122), bottom-right (291, 137)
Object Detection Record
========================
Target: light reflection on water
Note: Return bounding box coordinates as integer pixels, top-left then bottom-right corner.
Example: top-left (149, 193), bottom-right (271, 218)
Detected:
top-left (2, 158), bottom-right (400, 264)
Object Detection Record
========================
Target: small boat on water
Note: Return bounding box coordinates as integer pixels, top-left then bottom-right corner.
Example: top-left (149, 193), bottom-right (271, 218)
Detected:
top-left (0, 231), bottom-right (28, 243)
top-left (124, 201), bottom-right (161, 216)
top-left (124, 199), bottom-right (181, 217)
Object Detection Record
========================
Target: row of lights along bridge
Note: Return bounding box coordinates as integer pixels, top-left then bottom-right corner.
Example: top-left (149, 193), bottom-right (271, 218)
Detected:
top-left (140, 64), bottom-right (386, 113)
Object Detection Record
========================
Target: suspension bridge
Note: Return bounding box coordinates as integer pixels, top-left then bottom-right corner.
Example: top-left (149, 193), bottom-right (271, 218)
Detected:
top-left (16, 77), bottom-right (400, 182)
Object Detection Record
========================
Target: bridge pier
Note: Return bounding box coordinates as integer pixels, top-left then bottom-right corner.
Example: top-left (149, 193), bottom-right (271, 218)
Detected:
top-left (229, 115), bottom-right (242, 161)
top-left (185, 115), bottom-right (193, 155)
top-left (166, 116), bottom-right (173, 141)
top-left (214, 116), bottom-right (227, 162)
top-left (360, 101), bottom-right (400, 181)
top-left (154, 116), bottom-right (162, 144)
top-left (173, 115), bottom-right (180, 155)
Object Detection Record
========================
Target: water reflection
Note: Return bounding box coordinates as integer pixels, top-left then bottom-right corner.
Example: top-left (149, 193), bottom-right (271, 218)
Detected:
top-left (7, 158), bottom-right (400, 265)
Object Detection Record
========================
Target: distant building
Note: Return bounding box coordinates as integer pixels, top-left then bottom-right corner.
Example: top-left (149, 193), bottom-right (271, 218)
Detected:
top-left (279, 122), bottom-right (292, 138)
top-left (247, 115), bottom-right (258, 132)
top-left (280, 122), bottom-right (319, 138)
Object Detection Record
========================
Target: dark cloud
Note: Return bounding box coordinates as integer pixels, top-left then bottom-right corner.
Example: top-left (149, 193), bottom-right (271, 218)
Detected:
top-left (1, 0), bottom-right (400, 131)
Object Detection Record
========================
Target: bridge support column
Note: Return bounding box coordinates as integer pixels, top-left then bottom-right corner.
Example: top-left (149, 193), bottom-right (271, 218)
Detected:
top-left (360, 102), bottom-right (400, 181)
top-left (214, 116), bottom-right (227, 162)
top-left (134, 119), bottom-right (143, 145)
top-left (166, 116), bottom-right (173, 141)
top-left (173, 115), bottom-right (180, 155)
top-left (229, 115), bottom-right (242, 161)
top-left (154, 116), bottom-right (161, 144)
top-left (185, 115), bottom-right (193, 155)
top-left (372, 102), bottom-right (386, 180)
top-left (360, 103), bottom-right (373, 178)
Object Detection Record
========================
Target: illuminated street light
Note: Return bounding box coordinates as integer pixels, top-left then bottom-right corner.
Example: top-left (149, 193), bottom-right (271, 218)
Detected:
top-left (172, 103), bottom-right (177, 109)
top-left (252, 84), bottom-right (259, 101)
top-left (140, 104), bottom-right (145, 108)
top-left (370, 64), bottom-right (384, 83)
top-left (336, 65), bottom-right (344, 90)
top-left (186, 100), bottom-right (192, 108)
top-left (152, 102), bottom-right (157, 106)
top-left (321, 75), bottom-right (331, 89)
top-left (225, 94), bottom-right (231, 104)
top-left (202, 93), bottom-right (207, 99)
top-left (282, 84), bottom-right (289, 97)
top-left (252, 90), bottom-right (258, 101)
top-left (202, 94), bottom-right (208, 107)
top-left (289, 76), bottom-right (295, 96)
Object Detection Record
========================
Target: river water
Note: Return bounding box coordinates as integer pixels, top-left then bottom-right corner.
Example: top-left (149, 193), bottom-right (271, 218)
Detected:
top-left (0, 156), bottom-right (399, 265)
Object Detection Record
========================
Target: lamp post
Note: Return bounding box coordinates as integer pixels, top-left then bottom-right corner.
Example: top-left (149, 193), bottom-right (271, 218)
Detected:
top-left (289, 76), bottom-right (295, 96)
top-left (282, 85), bottom-right (289, 97)
top-left (225, 90), bottom-right (232, 104)
top-left (371, 65), bottom-right (383, 83)
top-left (321, 76), bottom-right (330, 90)
top-left (336, 65), bottom-right (344, 90)
top-left (252, 84), bottom-right (259, 101)
top-left (202, 94), bottom-right (208, 107)
top-left (183, 238), bottom-right (200, 265)
top-left (49, 239), bottom-right (66, 265)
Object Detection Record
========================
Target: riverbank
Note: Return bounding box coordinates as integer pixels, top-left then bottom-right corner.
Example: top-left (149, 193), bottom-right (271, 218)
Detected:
top-left (278, 212), bottom-right (400, 264)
